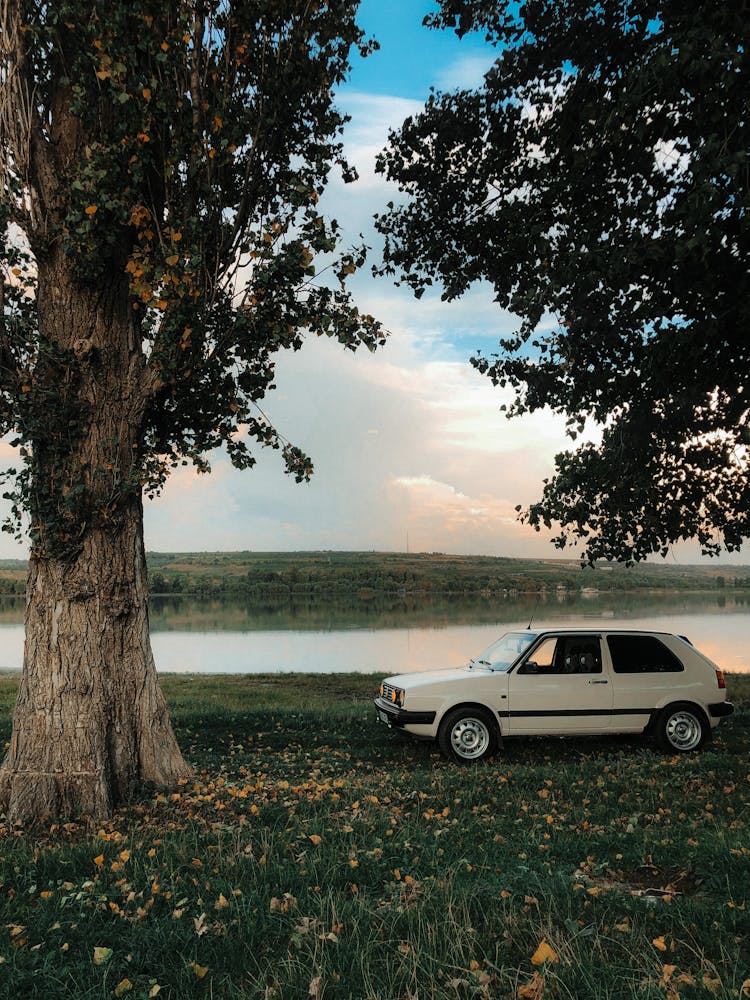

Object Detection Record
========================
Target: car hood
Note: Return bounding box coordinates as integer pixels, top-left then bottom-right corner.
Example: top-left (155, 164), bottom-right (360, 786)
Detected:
top-left (384, 665), bottom-right (489, 690)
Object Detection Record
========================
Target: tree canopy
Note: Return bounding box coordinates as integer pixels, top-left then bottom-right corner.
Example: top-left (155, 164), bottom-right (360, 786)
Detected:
top-left (376, 0), bottom-right (749, 563)
top-left (1, 0), bottom-right (381, 554)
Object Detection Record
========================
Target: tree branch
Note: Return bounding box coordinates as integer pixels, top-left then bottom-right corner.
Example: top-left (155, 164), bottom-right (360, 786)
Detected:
top-left (0, 277), bottom-right (22, 391)
top-left (0, 0), bottom-right (61, 244)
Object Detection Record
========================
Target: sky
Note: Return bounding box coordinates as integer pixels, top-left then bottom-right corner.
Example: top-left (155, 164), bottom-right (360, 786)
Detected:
top-left (0, 2), bottom-right (743, 563)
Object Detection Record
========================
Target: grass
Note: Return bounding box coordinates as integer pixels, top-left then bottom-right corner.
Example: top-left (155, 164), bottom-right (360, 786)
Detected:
top-left (0, 672), bottom-right (748, 999)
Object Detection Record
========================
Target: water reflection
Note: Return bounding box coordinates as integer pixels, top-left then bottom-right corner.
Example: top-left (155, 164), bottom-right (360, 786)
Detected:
top-left (0, 593), bottom-right (748, 674)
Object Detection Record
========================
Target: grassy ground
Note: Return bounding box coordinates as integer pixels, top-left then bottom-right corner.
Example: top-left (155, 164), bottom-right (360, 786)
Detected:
top-left (0, 672), bottom-right (748, 999)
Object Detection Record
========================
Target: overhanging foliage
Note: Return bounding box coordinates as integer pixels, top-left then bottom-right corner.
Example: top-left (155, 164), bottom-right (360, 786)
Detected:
top-left (376, 0), bottom-right (749, 563)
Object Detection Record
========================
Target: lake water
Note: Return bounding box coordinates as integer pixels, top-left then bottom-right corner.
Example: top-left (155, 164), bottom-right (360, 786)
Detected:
top-left (1, 591), bottom-right (748, 675)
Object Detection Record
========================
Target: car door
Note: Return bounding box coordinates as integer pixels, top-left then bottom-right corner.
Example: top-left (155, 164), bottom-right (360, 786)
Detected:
top-left (506, 634), bottom-right (612, 734)
top-left (604, 632), bottom-right (685, 732)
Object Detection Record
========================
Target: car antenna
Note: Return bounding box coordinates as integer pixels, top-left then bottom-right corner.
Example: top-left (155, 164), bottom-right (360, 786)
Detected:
top-left (526, 593), bottom-right (540, 630)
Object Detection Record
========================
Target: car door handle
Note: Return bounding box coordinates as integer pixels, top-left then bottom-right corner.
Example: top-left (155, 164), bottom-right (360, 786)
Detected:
top-left (588, 679), bottom-right (608, 685)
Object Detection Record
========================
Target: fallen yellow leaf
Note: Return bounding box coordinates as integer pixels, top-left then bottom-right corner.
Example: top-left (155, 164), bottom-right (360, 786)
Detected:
top-left (652, 936), bottom-right (668, 952)
top-left (113, 980), bottom-right (133, 997)
top-left (702, 973), bottom-right (722, 994)
top-left (191, 963), bottom-right (209, 980)
top-left (660, 964), bottom-right (677, 985)
top-left (518, 972), bottom-right (545, 999)
top-left (93, 946), bottom-right (112, 966)
top-left (675, 973), bottom-right (696, 986)
top-left (531, 940), bottom-right (558, 966)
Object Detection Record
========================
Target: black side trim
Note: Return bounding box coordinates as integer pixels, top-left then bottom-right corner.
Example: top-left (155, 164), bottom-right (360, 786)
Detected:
top-left (374, 698), bottom-right (436, 728)
top-left (504, 708), bottom-right (652, 718)
top-left (709, 701), bottom-right (734, 718)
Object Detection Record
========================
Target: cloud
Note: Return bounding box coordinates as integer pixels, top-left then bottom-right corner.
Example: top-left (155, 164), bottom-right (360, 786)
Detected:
top-left (142, 329), bottom-right (570, 556)
top-left (314, 92), bottom-right (417, 263)
top-left (387, 472), bottom-right (554, 556)
top-left (335, 92), bottom-right (424, 186)
top-left (433, 52), bottom-right (496, 91)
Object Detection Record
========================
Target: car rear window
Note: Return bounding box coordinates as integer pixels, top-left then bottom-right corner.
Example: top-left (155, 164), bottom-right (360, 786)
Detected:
top-left (606, 635), bottom-right (683, 673)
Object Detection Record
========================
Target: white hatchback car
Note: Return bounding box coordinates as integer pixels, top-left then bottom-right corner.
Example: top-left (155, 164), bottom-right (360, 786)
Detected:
top-left (375, 628), bottom-right (734, 761)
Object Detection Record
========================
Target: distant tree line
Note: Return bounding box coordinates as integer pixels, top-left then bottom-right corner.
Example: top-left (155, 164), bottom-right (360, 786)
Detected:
top-left (143, 566), bottom-right (750, 599)
top-left (3, 556), bottom-right (750, 599)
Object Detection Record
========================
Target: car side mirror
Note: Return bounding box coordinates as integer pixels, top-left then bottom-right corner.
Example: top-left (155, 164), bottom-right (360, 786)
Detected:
top-left (519, 660), bottom-right (539, 675)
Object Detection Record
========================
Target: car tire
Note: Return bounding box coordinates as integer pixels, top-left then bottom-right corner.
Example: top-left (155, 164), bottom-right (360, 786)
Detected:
top-left (438, 706), bottom-right (498, 763)
top-left (655, 703), bottom-right (708, 753)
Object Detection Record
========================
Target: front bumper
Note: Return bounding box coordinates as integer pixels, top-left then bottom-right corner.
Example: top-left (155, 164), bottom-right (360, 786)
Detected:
top-left (708, 701), bottom-right (734, 718)
top-left (374, 697), bottom-right (436, 728)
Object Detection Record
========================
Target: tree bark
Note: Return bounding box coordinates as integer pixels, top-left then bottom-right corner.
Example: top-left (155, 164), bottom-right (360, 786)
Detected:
top-left (0, 506), bottom-right (191, 821)
top-left (0, 255), bottom-right (191, 822)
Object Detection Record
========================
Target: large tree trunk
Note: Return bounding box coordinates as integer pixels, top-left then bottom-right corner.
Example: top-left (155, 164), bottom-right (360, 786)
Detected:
top-left (0, 255), bottom-right (191, 822)
top-left (0, 506), bottom-right (191, 821)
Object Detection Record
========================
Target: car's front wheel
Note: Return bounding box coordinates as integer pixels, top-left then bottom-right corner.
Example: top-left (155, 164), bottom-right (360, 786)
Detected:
top-left (438, 706), bottom-right (498, 763)
top-left (655, 703), bottom-right (708, 753)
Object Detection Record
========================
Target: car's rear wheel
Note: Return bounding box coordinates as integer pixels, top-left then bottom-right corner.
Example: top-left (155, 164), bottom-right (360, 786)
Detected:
top-left (655, 703), bottom-right (708, 753)
top-left (438, 707), bottom-right (498, 763)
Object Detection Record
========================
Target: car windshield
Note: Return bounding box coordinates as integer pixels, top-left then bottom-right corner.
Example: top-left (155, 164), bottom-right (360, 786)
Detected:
top-left (471, 631), bottom-right (538, 672)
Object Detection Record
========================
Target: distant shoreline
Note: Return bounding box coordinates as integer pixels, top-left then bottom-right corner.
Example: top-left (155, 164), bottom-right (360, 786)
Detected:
top-left (1, 549), bottom-right (749, 598)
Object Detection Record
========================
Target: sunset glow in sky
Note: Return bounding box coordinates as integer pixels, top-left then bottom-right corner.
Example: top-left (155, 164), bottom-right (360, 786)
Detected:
top-left (0, 2), bottom-right (741, 562)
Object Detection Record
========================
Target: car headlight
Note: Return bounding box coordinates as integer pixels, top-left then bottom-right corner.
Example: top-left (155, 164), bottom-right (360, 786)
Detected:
top-left (380, 682), bottom-right (404, 708)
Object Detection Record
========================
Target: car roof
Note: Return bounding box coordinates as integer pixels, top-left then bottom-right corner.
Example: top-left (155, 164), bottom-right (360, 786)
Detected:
top-left (527, 627), bottom-right (679, 637)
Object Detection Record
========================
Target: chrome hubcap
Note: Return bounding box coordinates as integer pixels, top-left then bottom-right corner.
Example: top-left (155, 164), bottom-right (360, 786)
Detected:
top-left (450, 718), bottom-right (490, 760)
top-left (665, 712), bottom-right (702, 751)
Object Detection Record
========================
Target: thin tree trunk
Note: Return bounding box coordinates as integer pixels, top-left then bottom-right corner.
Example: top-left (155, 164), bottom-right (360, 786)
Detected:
top-left (0, 255), bottom-right (191, 822)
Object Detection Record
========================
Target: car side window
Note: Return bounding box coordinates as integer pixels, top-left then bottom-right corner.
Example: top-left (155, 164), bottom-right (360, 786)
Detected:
top-left (606, 635), bottom-right (683, 673)
top-left (525, 637), bottom-right (557, 671)
top-left (558, 637), bottom-right (602, 674)
top-left (519, 636), bottom-right (602, 675)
